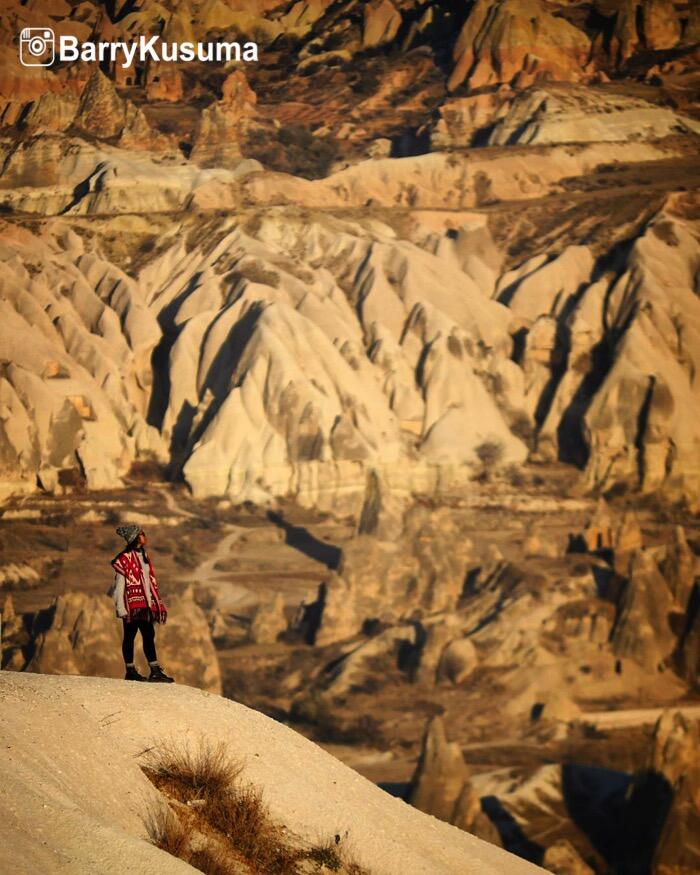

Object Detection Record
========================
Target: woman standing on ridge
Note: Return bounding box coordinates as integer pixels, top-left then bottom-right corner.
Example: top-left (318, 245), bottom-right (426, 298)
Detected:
top-left (111, 524), bottom-right (174, 683)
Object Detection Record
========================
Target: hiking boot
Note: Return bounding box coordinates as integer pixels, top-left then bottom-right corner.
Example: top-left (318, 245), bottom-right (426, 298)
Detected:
top-left (148, 664), bottom-right (175, 683)
top-left (124, 665), bottom-right (148, 682)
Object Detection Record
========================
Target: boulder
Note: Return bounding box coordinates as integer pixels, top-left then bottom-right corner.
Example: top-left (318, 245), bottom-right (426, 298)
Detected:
top-left (684, 3), bottom-right (700, 43)
top-left (0, 562), bottom-right (41, 589)
top-left (145, 64), bottom-right (184, 102)
top-left (612, 511), bottom-right (643, 557)
top-left (534, 693), bottom-right (582, 724)
top-left (1, 594), bottom-right (22, 639)
top-left (366, 138), bottom-right (392, 159)
top-left (452, 782), bottom-right (502, 846)
top-left (650, 709), bottom-right (700, 784)
top-left (119, 102), bottom-right (174, 152)
top-left (579, 501), bottom-right (605, 549)
top-left (653, 771), bottom-right (700, 871)
top-left (312, 574), bottom-right (361, 647)
top-left (26, 592), bottom-right (121, 679)
top-left (404, 506), bottom-right (475, 614)
top-left (312, 507), bottom-right (473, 646)
top-left (437, 638), bottom-right (478, 685)
top-left (580, 500), bottom-right (639, 557)
top-left (431, 91), bottom-right (514, 150)
top-left (163, 586), bottom-right (223, 694)
top-left (606, 0), bottom-right (681, 59)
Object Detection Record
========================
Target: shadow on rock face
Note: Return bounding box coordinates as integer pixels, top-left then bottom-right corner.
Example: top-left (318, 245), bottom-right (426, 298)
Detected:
top-left (377, 781), bottom-right (411, 801)
top-left (266, 511), bottom-right (341, 569)
top-left (562, 763), bottom-right (673, 875)
top-left (481, 795), bottom-right (544, 865)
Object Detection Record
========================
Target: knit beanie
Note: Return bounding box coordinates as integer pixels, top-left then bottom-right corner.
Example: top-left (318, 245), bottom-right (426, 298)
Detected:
top-left (116, 524), bottom-right (143, 546)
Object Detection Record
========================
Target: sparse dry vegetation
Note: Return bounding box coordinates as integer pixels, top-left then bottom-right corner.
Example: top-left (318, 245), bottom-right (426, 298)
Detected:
top-left (472, 439), bottom-right (506, 483)
top-left (141, 738), bottom-right (369, 875)
top-left (475, 440), bottom-right (505, 469)
top-left (244, 125), bottom-right (340, 179)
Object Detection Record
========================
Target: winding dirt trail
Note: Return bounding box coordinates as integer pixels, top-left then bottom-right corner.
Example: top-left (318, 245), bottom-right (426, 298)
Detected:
top-left (187, 525), bottom-right (259, 612)
top-left (152, 488), bottom-right (248, 590)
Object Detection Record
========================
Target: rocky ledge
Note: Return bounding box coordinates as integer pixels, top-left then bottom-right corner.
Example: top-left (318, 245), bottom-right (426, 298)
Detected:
top-left (0, 670), bottom-right (545, 874)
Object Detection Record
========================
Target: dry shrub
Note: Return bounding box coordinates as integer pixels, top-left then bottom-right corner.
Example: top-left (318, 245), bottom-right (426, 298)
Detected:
top-left (188, 844), bottom-right (241, 875)
top-left (475, 440), bottom-right (505, 468)
top-left (205, 783), bottom-right (296, 873)
top-left (305, 838), bottom-right (343, 871)
top-left (144, 797), bottom-right (239, 875)
top-left (141, 737), bottom-right (368, 874)
top-left (504, 462), bottom-right (525, 488)
top-left (142, 738), bottom-right (243, 804)
top-left (144, 799), bottom-right (190, 858)
top-left (300, 837), bottom-right (368, 875)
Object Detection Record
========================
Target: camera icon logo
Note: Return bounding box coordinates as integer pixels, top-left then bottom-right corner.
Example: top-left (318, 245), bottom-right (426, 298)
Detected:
top-left (19, 27), bottom-right (55, 67)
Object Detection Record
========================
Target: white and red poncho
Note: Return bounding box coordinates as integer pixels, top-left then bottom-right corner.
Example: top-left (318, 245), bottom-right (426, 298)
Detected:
top-left (111, 549), bottom-right (168, 624)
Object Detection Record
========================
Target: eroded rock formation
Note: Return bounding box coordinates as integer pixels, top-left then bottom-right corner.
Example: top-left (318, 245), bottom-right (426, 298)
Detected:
top-left (191, 71), bottom-right (258, 166)
top-left (410, 716), bottom-right (500, 844)
top-left (1, 192), bottom-right (698, 510)
top-left (448, 0), bottom-right (591, 91)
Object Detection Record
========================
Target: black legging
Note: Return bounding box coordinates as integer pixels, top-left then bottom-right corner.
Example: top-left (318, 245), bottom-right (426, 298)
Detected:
top-left (122, 618), bottom-right (158, 664)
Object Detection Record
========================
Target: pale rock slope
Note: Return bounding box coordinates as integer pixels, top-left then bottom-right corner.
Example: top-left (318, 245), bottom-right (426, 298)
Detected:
top-left (0, 134), bottom-right (687, 217)
top-left (242, 142), bottom-right (680, 212)
top-left (485, 86), bottom-right (700, 146)
top-left (432, 84), bottom-right (700, 151)
top-left (0, 212), bottom-right (529, 510)
top-left (1, 191), bottom-right (699, 510)
top-left (0, 223), bottom-right (167, 496)
top-left (0, 671), bottom-right (545, 875)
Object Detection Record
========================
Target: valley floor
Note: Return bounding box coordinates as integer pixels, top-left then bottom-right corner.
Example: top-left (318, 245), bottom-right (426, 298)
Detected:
top-left (2, 464), bottom-right (698, 871)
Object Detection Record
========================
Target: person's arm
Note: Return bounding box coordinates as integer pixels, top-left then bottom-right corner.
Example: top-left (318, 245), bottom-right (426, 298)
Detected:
top-left (113, 572), bottom-right (128, 618)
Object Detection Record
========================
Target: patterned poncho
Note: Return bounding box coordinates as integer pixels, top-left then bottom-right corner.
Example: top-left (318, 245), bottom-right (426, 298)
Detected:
top-left (111, 548), bottom-right (168, 624)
